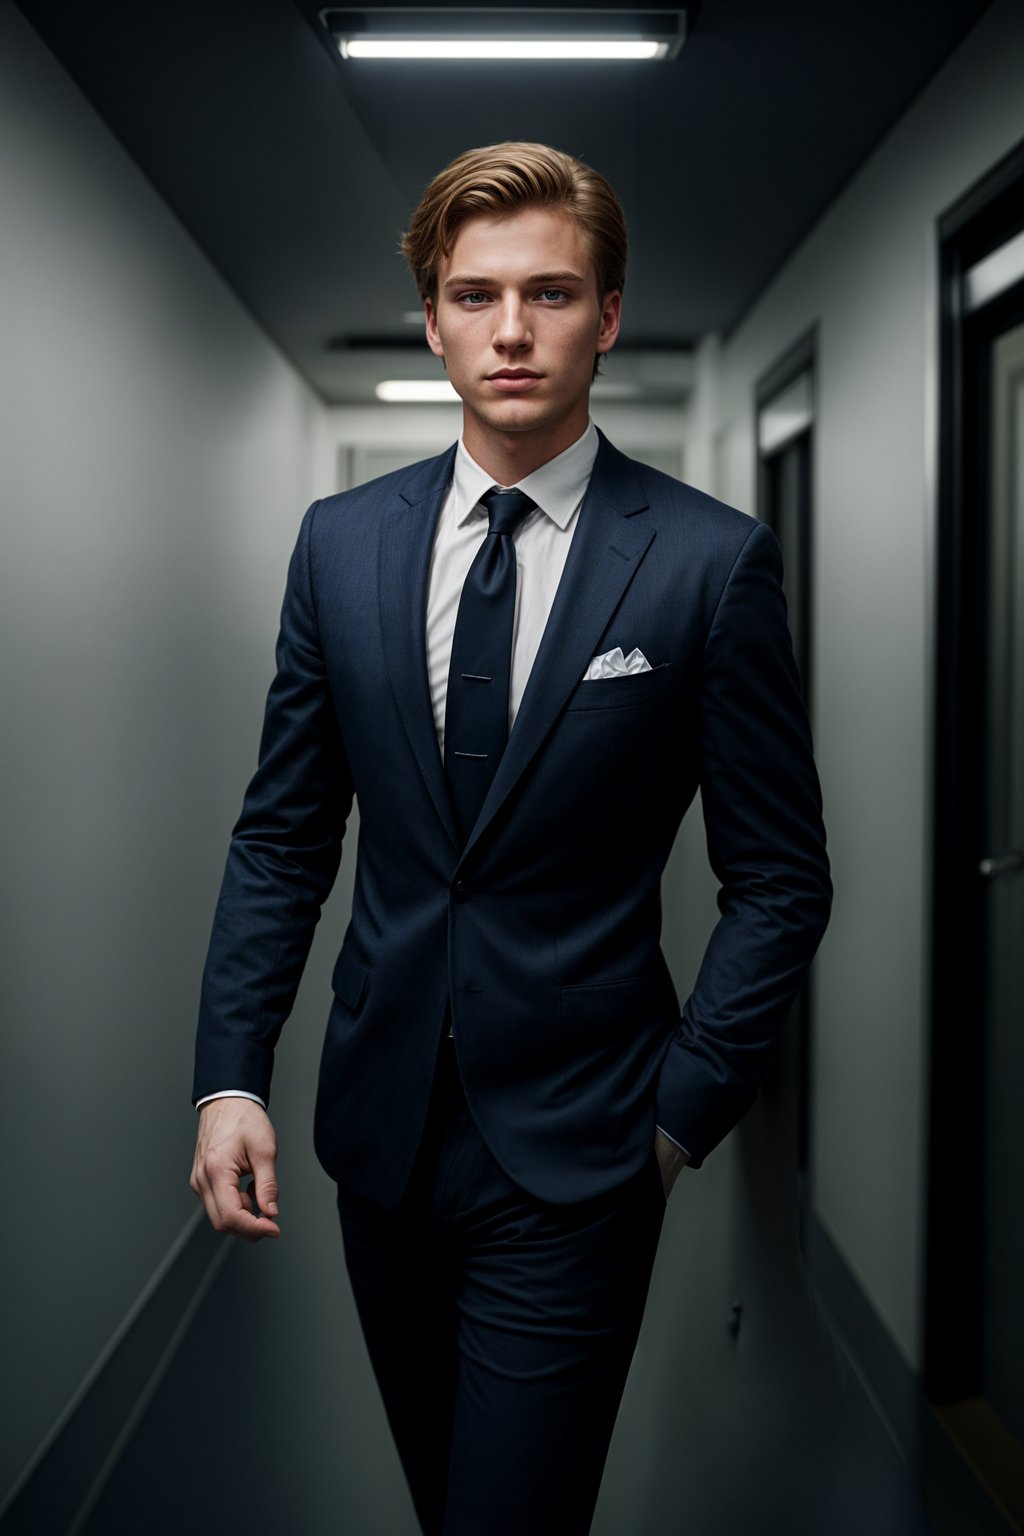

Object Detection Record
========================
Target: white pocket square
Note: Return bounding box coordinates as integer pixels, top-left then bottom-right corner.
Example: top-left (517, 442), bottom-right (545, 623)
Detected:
top-left (583, 646), bottom-right (652, 681)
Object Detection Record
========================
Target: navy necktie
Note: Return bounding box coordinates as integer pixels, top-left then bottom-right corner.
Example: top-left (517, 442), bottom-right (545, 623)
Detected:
top-left (444, 486), bottom-right (537, 841)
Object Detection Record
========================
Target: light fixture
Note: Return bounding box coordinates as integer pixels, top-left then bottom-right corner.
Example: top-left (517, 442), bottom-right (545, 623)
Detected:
top-left (376, 380), bottom-right (461, 402)
top-left (963, 228), bottom-right (1024, 315)
top-left (347, 39), bottom-right (664, 60)
top-left (321, 9), bottom-right (688, 63)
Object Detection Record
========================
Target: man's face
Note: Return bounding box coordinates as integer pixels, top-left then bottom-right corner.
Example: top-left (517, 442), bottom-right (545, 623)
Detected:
top-left (424, 206), bottom-right (620, 455)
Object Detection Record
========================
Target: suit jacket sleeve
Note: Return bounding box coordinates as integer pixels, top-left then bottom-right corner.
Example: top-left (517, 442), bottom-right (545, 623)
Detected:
top-left (192, 501), bottom-right (353, 1106)
top-left (654, 519), bottom-right (832, 1165)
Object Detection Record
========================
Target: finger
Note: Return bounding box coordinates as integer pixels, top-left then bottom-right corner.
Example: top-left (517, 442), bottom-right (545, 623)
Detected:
top-left (204, 1158), bottom-right (280, 1242)
top-left (211, 1176), bottom-right (280, 1242)
top-left (237, 1179), bottom-right (280, 1234)
top-left (251, 1152), bottom-right (280, 1220)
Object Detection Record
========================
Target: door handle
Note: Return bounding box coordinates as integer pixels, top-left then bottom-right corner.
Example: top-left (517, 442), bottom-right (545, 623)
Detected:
top-left (979, 849), bottom-right (1024, 879)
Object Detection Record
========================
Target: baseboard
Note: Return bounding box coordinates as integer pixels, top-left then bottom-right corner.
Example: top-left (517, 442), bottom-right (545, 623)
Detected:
top-left (802, 1206), bottom-right (923, 1467)
top-left (0, 1209), bottom-right (231, 1535)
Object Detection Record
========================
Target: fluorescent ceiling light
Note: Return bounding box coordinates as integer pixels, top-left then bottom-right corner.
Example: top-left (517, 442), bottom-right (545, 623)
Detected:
top-left (376, 379), bottom-right (461, 403)
top-left (323, 8), bottom-right (687, 63)
top-left (345, 38), bottom-right (665, 60)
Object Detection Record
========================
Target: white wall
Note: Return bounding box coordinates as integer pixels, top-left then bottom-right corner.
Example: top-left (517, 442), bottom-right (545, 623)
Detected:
top-left (680, 0), bottom-right (1024, 1365)
top-left (0, 0), bottom-right (332, 1500)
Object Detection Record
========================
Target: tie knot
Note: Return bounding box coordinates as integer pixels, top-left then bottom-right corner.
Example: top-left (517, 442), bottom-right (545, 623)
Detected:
top-left (480, 487), bottom-right (537, 538)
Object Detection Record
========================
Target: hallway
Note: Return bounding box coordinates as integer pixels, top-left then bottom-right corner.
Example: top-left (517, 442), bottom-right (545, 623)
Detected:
top-left (2, 1), bottom-right (1023, 1531)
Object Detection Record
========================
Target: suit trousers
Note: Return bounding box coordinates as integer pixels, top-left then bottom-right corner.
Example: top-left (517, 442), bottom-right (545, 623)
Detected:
top-left (335, 1032), bottom-right (667, 1536)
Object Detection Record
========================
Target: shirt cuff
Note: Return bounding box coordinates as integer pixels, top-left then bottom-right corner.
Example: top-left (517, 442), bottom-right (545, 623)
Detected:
top-left (655, 1123), bottom-right (692, 1160)
top-left (195, 1089), bottom-right (268, 1111)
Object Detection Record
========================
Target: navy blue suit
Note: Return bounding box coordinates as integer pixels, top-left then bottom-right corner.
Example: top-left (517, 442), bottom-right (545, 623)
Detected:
top-left (193, 429), bottom-right (830, 1533)
top-left (195, 428), bottom-right (829, 1191)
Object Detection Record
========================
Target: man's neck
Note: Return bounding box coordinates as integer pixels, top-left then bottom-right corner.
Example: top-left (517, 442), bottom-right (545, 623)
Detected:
top-left (461, 410), bottom-right (590, 486)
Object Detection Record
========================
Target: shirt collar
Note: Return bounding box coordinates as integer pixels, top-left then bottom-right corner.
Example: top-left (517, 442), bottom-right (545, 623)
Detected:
top-left (451, 420), bottom-right (599, 532)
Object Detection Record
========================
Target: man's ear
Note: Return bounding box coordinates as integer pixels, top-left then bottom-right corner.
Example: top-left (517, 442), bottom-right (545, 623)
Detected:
top-left (424, 299), bottom-right (445, 360)
top-left (596, 290), bottom-right (622, 357)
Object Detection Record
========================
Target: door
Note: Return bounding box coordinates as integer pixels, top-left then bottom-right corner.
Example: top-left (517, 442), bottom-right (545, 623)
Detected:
top-left (980, 312), bottom-right (1024, 1450)
top-left (931, 146), bottom-right (1024, 1529)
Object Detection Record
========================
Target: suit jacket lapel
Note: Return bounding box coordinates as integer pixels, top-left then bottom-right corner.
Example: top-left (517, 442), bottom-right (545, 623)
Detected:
top-left (461, 433), bottom-right (654, 863)
top-left (379, 445), bottom-right (460, 850)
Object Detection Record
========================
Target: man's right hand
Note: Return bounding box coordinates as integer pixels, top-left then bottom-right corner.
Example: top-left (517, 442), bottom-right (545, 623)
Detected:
top-left (190, 1098), bottom-right (281, 1242)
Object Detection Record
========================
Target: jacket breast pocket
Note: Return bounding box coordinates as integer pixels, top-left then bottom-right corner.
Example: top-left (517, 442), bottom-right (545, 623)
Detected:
top-left (331, 947), bottom-right (370, 1014)
top-left (563, 661), bottom-right (674, 712)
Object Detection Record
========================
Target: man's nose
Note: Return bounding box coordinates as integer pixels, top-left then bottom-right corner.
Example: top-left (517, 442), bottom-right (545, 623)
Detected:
top-left (492, 298), bottom-right (531, 350)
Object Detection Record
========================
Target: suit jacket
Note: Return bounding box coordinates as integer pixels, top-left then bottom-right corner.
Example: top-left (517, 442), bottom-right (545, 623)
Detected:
top-left (194, 429), bottom-right (831, 1210)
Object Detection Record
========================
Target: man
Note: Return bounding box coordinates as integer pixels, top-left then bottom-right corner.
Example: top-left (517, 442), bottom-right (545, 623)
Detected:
top-left (191, 141), bottom-right (831, 1535)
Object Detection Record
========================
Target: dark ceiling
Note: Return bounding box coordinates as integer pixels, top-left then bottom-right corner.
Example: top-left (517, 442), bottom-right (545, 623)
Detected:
top-left (15, 0), bottom-right (993, 402)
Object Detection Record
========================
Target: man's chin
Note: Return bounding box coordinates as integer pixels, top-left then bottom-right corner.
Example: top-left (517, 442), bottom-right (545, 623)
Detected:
top-left (467, 394), bottom-right (570, 438)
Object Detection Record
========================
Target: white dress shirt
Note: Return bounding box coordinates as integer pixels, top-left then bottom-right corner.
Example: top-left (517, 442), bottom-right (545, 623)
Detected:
top-left (198, 422), bottom-right (688, 1158)
top-left (425, 420), bottom-right (597, 751)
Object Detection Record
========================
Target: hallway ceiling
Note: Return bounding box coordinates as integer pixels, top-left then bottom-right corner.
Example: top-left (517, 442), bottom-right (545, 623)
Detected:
top-left (15, 0), bottom-right (993, 402)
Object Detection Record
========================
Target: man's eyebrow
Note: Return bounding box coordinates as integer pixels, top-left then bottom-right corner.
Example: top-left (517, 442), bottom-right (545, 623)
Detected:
top-left (442, 270), bottom-right (587, 289)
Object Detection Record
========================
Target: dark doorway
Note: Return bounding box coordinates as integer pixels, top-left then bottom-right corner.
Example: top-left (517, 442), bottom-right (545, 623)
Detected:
top-left (930, 139), bottom-right (1024, 1529)
top-left (756, 331), bottom-right (817, 1185)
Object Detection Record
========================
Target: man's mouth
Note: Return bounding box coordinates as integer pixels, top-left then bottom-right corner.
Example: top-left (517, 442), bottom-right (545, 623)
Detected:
top-left (486, 369), bottom-right (543, 391)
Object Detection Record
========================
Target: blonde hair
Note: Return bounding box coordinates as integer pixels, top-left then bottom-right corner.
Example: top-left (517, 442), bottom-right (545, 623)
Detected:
top-left (400, 141), bottom-right (627, 305)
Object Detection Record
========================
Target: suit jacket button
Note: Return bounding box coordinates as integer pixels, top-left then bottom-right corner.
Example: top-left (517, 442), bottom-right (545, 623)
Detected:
top-left (453, 880), bottom-right (469, 903)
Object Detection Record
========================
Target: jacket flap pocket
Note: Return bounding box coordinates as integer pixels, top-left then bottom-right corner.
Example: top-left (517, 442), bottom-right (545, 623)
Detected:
top-left (331, 948), bottom-right (369, 1012)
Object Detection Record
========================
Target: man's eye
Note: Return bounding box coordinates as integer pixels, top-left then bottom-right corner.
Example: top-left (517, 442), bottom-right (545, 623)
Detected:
top-left (539, 288), bottom-right (569, 302)
top-left (458, 292), bottom-right (489, 305)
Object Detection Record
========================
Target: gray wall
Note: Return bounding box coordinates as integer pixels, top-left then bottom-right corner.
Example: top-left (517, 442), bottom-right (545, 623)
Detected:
top-left (0, 0), bottom-right (331, 1504)
top-left (679, 0), bottom-right (1024, 1365)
